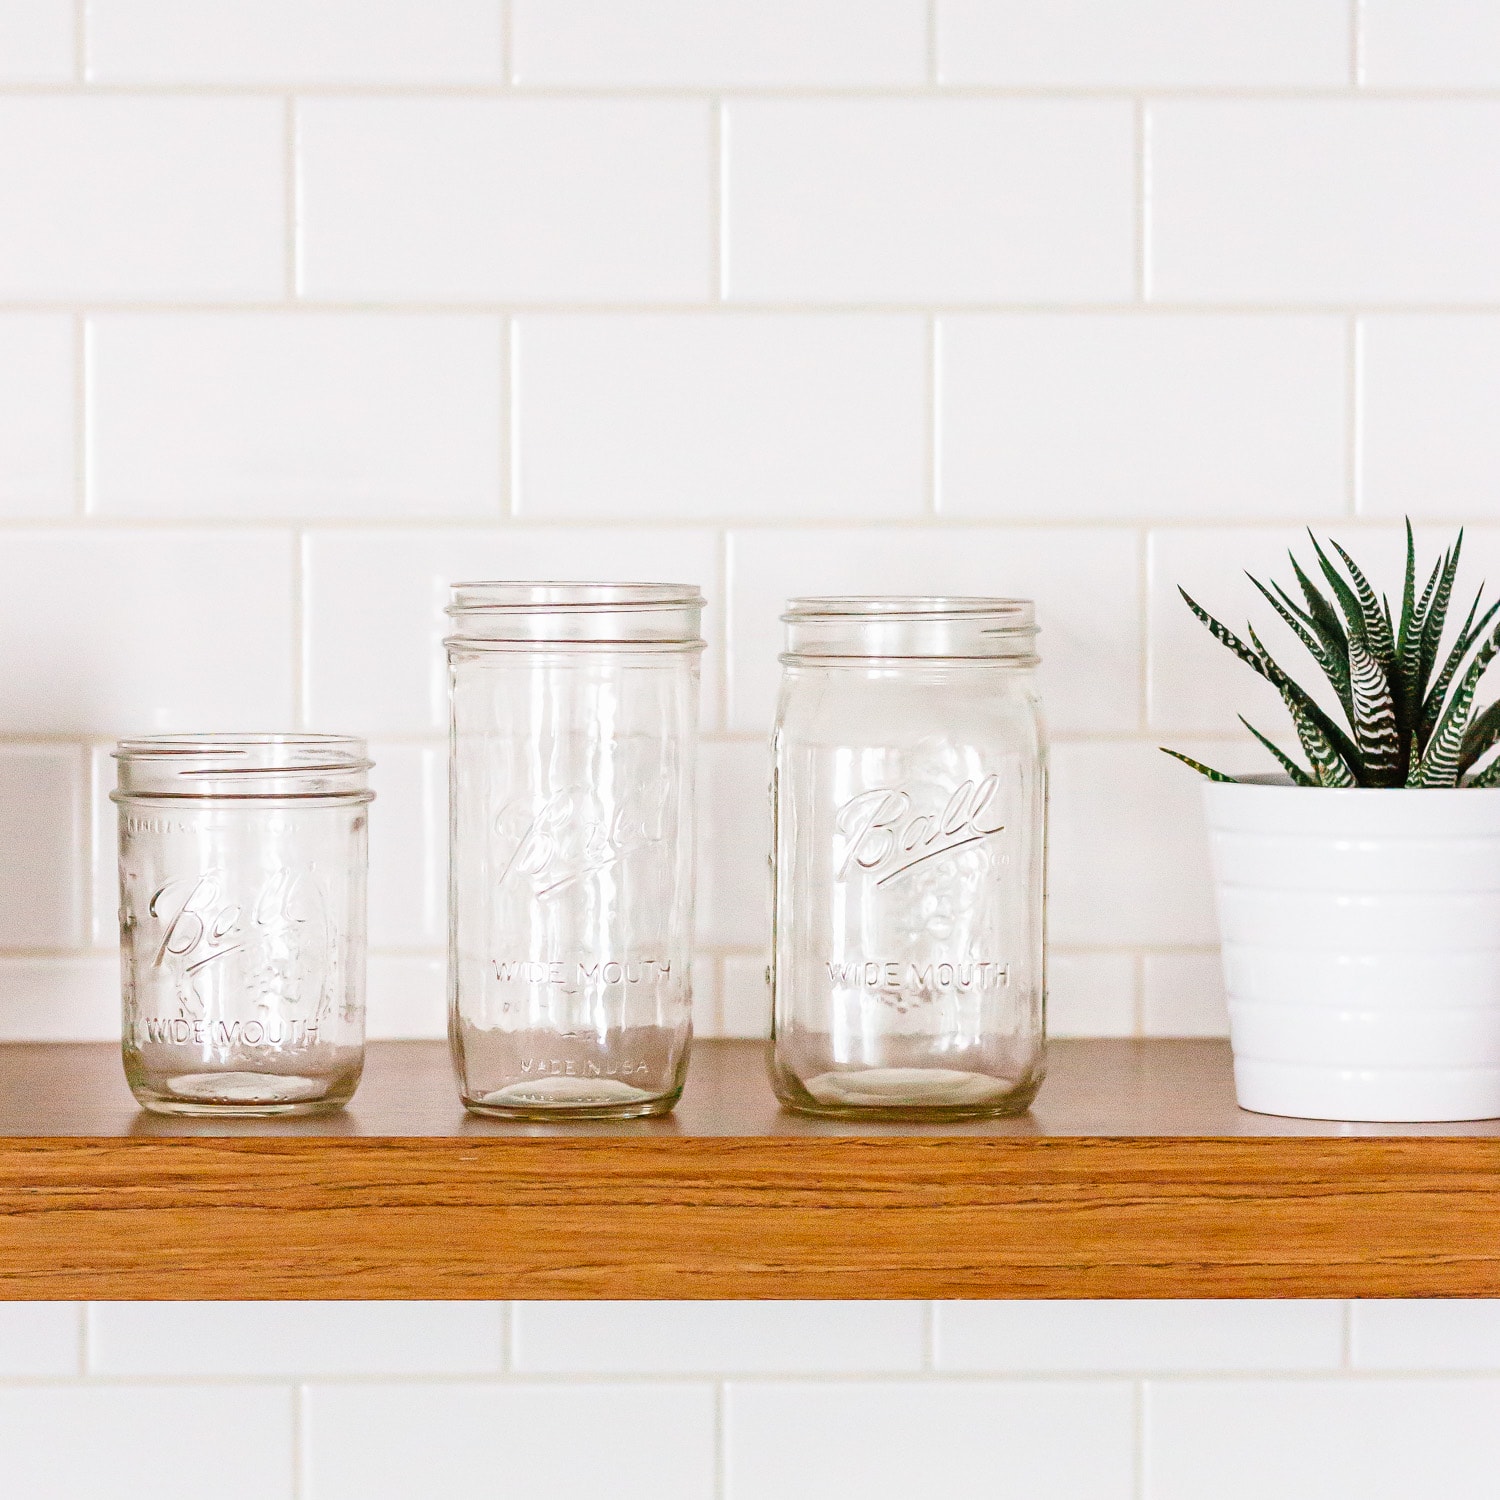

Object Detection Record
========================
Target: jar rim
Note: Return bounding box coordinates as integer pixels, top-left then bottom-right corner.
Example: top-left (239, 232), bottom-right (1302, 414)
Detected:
top-left (781, 595), bottom-right (1038, 663)
top-left (783, 595), bottom-right (1035, 629)
top-left (113, 734), bottom-right (373, 801)
top-left (449, 581), bottom-right (705, 614)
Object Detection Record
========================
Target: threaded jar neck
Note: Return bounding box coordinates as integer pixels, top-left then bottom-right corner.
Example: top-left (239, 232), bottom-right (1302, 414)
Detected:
top-left (446, 581), bottom-right (706, 649)
top-left (781, 596), bottom-right (1038, 663)
top-left (112, 734), bottom-right (373, 801)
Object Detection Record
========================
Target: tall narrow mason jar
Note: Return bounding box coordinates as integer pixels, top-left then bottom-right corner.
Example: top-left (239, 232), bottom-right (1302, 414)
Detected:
top-left (447, 583), bottom-right (705, 1118)
top-left (770, 597), bottom-right (1047, 1119)
top-left (114, 734), bottom-right (372, 1115)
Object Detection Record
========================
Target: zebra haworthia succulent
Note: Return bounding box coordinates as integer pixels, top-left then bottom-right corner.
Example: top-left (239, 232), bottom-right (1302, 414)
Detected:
top-left (1164, 523), bottom-right (1500, 789)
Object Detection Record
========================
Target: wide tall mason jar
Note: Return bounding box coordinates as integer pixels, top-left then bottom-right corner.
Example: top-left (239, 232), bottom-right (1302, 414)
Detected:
top-left (770, 597), bottom-right (1047, 1119)
top-left (446, 582), bottom-right (705, 1118)
top-left (114, 734), bottom-right (371, 1115)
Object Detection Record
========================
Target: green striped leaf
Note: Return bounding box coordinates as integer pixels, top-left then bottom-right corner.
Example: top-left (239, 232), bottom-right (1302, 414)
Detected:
top-left (1420, 591), bottom-right (1500, 747)
top-left (1248, 572), bottom-right (1352, 714)
top-left (1413, 615), bottom-right (1500, 788)
top-left (1421, 533), bottom-right (1464, 691)
top-left (1160, 748), bottom-right (1238, 783)
top-left (1247, 625), bottom-right (1365, 781)
top-left (1238, 718), bottom-right (1314, 786)
top-left (1329, 536), bottom-right (1398, 669)
top-left (1346, 630), bottom-right (1404, 785)
top-left (1460, 699), bottom-right (1500, 776)
top-left (1466, 753), bottom-right (1500, 789)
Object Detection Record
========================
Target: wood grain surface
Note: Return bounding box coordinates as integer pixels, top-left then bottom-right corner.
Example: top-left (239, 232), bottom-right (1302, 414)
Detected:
top-left (0, 1039), bottom-right (1496, 1299)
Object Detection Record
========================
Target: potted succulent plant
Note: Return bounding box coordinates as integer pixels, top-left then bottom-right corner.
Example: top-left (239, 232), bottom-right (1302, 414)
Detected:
top-left (1166, 523), bottom-right (1500, 1122)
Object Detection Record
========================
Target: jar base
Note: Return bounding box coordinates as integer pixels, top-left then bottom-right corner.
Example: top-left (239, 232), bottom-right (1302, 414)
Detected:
top-left (462, 1088), bottom-right (682, 1122)
top-left (128, 1068), bottom-right (360, 1116)
top-left (773, 1065), bottom-right (1042, 1121)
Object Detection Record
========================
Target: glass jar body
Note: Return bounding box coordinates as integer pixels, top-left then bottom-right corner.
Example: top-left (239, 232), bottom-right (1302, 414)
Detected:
top-left (770, 660), bottom-right (1047, 1118)
top-left (448, 643), bottom-right (701, 1118)
top-left (117, 796), bottom-right (368, 1115)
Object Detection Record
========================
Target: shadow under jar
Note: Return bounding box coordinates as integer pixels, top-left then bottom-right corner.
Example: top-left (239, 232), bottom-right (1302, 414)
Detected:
top-left (446, 582), bottom-right (705, 1119)
top-left (769, 597), bottom-right (1048, 1120)
top-left (114, 734), bottom-right (372, 1116)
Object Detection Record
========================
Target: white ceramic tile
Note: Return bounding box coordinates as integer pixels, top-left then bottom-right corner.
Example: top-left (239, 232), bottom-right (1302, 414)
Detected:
top-left (1359, 316), bottom-right (1500, 520)
top-left (298, 99), bottom-right (711, 302)
top-left (513, 315), bottom-right (925, 521)
top-left (938, 315), bottom-right (1346, 521)
top-left (0, 957), bottom-right (116, 1040)
top-left (511, 0), bottom-right (926, 85)
top-left (0, 315), bottom-right (73, 516)
top-left (1145, 1379), bottom-right (1500, 1500)
top-left (1149, 101), bottom-right (1500, 303)
top-left (89, 1302), bottom-right (503, 1376)
top-left (513, 1300), bottom-right (924, 1372)
top-left (0, 1385), bottom-right (292, 1499)
top-left (697, 739), bottom-right (769, 949)
top-left (0, 746), bottom-right (83, 947)
top-left (1142, 951), bottom-right (1229, 1037)
top-left (1361, 1), bottom-right (1500, 87)
top-left (0, 529), bottom-right (293, 734)
top-left (0, 97), bottom-right (281, 300)
top-left (305, 1382), bottom-right (715, 1500)
top-left (88, 743), bottom-right (116, 948)
top-left (1143, 524), bottom-right (1486, 736)
top-left (937, 1300), bottom-right (1344, 1372)
top-left (937, 0), bottom-right (1349, 86)
top-left (1047, 951), bottom-right (1136, 1038)
top-left (726, 526), bottom-right (1141, 735)
top-left (726, 1380), bottom-right (1134, 1500)
top-left (688, 951), bottom-right (721, 1038)
top-left (0, 0), bottom-right (73, 79)
top-left (367, 742), bottom-right (446, 950)
top-left (88, 314), bottom-right (502, 520)
top-left (365, 953), bottom-right (445, 1039)
top-left (1049, 739), bottom-right (1268, 948)
top-left (1352, 1301), bottom-right (1500, 1369)
top-left (719, 951), bottom-right (770, 1038)
top-left (302, 527), bottom-right (722, 735)
top-left (0, 1304), bottom-right (80, 1374)
top-left (725, 101), bottom-right (1134, 302)
top-left (86, 0), bottom-right (503, 82)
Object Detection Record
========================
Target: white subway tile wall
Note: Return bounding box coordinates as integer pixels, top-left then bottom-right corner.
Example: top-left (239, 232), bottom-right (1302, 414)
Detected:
top-left (4, 4), bottom-right (1500, 1493)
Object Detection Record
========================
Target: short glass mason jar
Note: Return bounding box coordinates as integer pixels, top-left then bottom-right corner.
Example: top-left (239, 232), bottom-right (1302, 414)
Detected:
top-left (769, 597), bottom-right (1047, 1119)
top-left (113, 735), bottom-right (372, 1116)
top-left (446, 582), bottom-right (705, 1119)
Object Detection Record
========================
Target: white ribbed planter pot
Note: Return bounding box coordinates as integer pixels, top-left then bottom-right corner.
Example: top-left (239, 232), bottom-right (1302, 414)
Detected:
top-left (1204, 780), bottom-right (1500, 1122)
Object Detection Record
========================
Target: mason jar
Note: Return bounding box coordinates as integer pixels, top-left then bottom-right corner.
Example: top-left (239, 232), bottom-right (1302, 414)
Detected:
top-left (769, 597), bottom-right (1047, 1118)
top-left (114, 734), bottom-right (372, 1115)
top-left (446, 582), bottom-right (705, 1119)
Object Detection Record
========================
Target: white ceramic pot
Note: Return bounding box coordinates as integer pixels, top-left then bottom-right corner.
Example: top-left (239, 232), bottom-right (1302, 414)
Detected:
top-left (1203, 779), bottom-right (1500, 1122)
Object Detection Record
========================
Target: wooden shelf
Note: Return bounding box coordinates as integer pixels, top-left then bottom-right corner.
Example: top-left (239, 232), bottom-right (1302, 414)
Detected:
top-left (0, 1038), bottom-right (1496, 1300)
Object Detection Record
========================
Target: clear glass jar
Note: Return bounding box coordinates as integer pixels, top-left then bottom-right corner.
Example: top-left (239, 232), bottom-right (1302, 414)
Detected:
top-left (446, 582), bottom-right (705, 1119)
top-left (769, 597), bottom-right (1047, 1119)
top-left (113, 734), bottom-right (372, 1116)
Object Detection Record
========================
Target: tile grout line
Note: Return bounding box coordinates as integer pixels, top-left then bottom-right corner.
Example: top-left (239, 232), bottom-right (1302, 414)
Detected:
top-left (713, 99), bottom-right (728, 301)
top-left (1133, 1378), bottom-right (1146, 1500)
top-left (291, 1383), bottom-right (305, 1500)
top-left (714, 1379), bottom-right (727, 1500)
top-left (499, 316), bottom-right (513, 518)
top-left (292, 532), bottom-right (307, 728)
top-left (73, 313), bottom-right (87, 518)
top-left (284, 96), bottom-right (299, 301)
top-left (1135, 98), bottom-right (1149, 303)
top-left (72, 0), bottom-right (85, 81)
top-left (925, 315), bottom-right (939, 517)
top-left (1347, 314), bottom-right (1362, 517)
